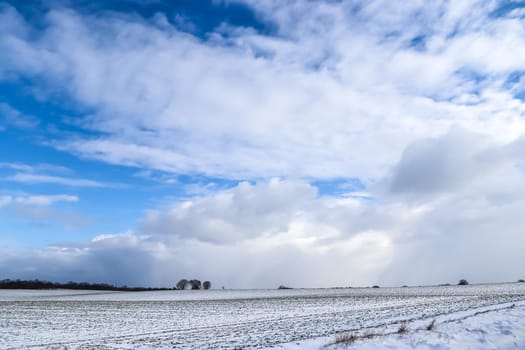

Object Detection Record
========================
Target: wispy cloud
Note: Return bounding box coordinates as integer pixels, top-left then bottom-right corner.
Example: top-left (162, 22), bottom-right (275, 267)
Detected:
top-left (7, 173), bottom-right (107, 188)
top-left (0, 195), bottom-right (12, 208)
top-left (0, 103), bottom-right (39, 130)
top-left (13, 194), bottom-right (78, 206)
top-left (0, 162), bottom-right (71, 174)
top-left (2, 1), bottom-right (525, 180)
top-left (0, 194), bottom-right (78, 207)
top-left (0, 162), bottom-right (113, 188)
top-left (0, 193), bottom-right (85, 230)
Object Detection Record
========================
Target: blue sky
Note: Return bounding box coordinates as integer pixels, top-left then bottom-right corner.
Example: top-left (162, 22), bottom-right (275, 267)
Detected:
top-left (2, 0), bottom-right (525, 288)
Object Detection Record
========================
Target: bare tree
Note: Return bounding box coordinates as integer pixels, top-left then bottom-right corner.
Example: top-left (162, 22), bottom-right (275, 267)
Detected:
top-left (203, 281), bottom-right (211, 290)
top-left (176, 279), bottom-right (188, 290)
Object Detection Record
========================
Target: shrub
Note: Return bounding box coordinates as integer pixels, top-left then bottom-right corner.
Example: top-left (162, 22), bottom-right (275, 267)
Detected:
top-left (426, 319), bottom-right (436, 331)
top-left (458, 279), bottom-right (469, 286)
top-left (334, 333), bottom-right (359, 345)
top-left (334, 332), bottom-right (378, 345)
top-left (397, 323), bottom-right (409, 334)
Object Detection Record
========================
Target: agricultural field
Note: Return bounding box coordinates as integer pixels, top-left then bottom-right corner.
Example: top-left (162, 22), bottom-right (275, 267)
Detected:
top-left (1, 283), bottom-right (525, 349)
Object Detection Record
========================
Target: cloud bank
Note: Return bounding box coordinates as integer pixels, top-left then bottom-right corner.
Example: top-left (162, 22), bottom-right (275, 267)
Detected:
top-left (3, 129), bottom-right (525, 288)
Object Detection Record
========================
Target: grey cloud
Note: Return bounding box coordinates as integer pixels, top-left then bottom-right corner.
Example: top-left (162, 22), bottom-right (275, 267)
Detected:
top-left (388, 129), bottom-right (504, 195)
top-left (380, 191), bottom-right (525, 286)
top-left (0, 236), bottom-right (160, 287)
top-left (0, 230), bottom-right (392, 289)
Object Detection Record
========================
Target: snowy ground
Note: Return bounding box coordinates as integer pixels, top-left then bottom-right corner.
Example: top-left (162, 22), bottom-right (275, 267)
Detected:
top-left (277, 300), bottom-right (525, 349)
top-left (1, 283), bottom-right (524, 349)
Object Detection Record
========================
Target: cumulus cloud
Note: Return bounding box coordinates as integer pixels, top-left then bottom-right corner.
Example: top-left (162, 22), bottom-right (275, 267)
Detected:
top-left (141, 179), bottom-right (318, 243)
top-left (0, 180), bottom-right (397, 287)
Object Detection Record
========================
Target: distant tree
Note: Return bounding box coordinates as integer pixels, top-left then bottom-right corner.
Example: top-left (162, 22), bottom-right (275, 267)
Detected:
top-left (203, 281), bottom-right (211, 290)
top-left (372, 285), bottom-right (380, 288)
top-left (190, 279), bottom-right (202, 290)
top-left (518, 279), bottom-right (525, 283)
top-left (176, 279), bottom-right (188, 290)
top-left (458, 279), bottom-right (469, 286)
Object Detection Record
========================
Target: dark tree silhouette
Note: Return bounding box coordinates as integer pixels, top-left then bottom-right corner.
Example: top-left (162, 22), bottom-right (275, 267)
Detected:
top-left (190, 279), bottom-right (202, 290)
top-left (176, 279), bottom-right (189, 290)
top-left (0, 279), bottom-right (169, 291)
top-left (458, 279), bottom-right (469, 285)
top-left (203, 281), bottom-right (211, 290)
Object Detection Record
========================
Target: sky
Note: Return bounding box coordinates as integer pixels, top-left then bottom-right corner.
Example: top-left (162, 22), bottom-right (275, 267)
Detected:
top-left (1, 0), bottom-right (525, 288)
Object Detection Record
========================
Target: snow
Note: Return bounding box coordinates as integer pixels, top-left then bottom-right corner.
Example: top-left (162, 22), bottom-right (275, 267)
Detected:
top-left (0, 283), bottom-right (524, 349)
top-left (317, 301), bottom-right (525, 349)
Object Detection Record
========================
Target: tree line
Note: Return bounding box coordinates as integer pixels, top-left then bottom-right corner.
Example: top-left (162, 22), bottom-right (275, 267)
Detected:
top-left (0, 279), bottom-right (212, 291)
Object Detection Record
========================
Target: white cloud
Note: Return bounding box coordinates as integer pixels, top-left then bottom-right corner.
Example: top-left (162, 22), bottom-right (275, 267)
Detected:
top-left (0, 193), bottom-right (86, 230)
top-left (0, 194), bottom-right (79, 207)
top-left (0, 162), bottom-right (112, 188)
top-left (0, 195), bottom-right (12, 208)
top-left (13, 194), bottom-right (78, 206)
top-left (8, 173), bottom-right (107, 188)
top-left (141, 178), bottom-right (319, 243)
top-left (2, 2), bottom-right (525, 179)
top-left (0, 103), bottom-right (39, 130)
top-left (0, 162), bottom-right (71, 174)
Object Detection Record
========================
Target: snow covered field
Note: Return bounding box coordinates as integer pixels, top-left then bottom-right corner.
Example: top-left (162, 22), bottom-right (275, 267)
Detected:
top-left (1, 283), bottom-right (524, 349)
top-left (278, 300), bottom-right (525, 349)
